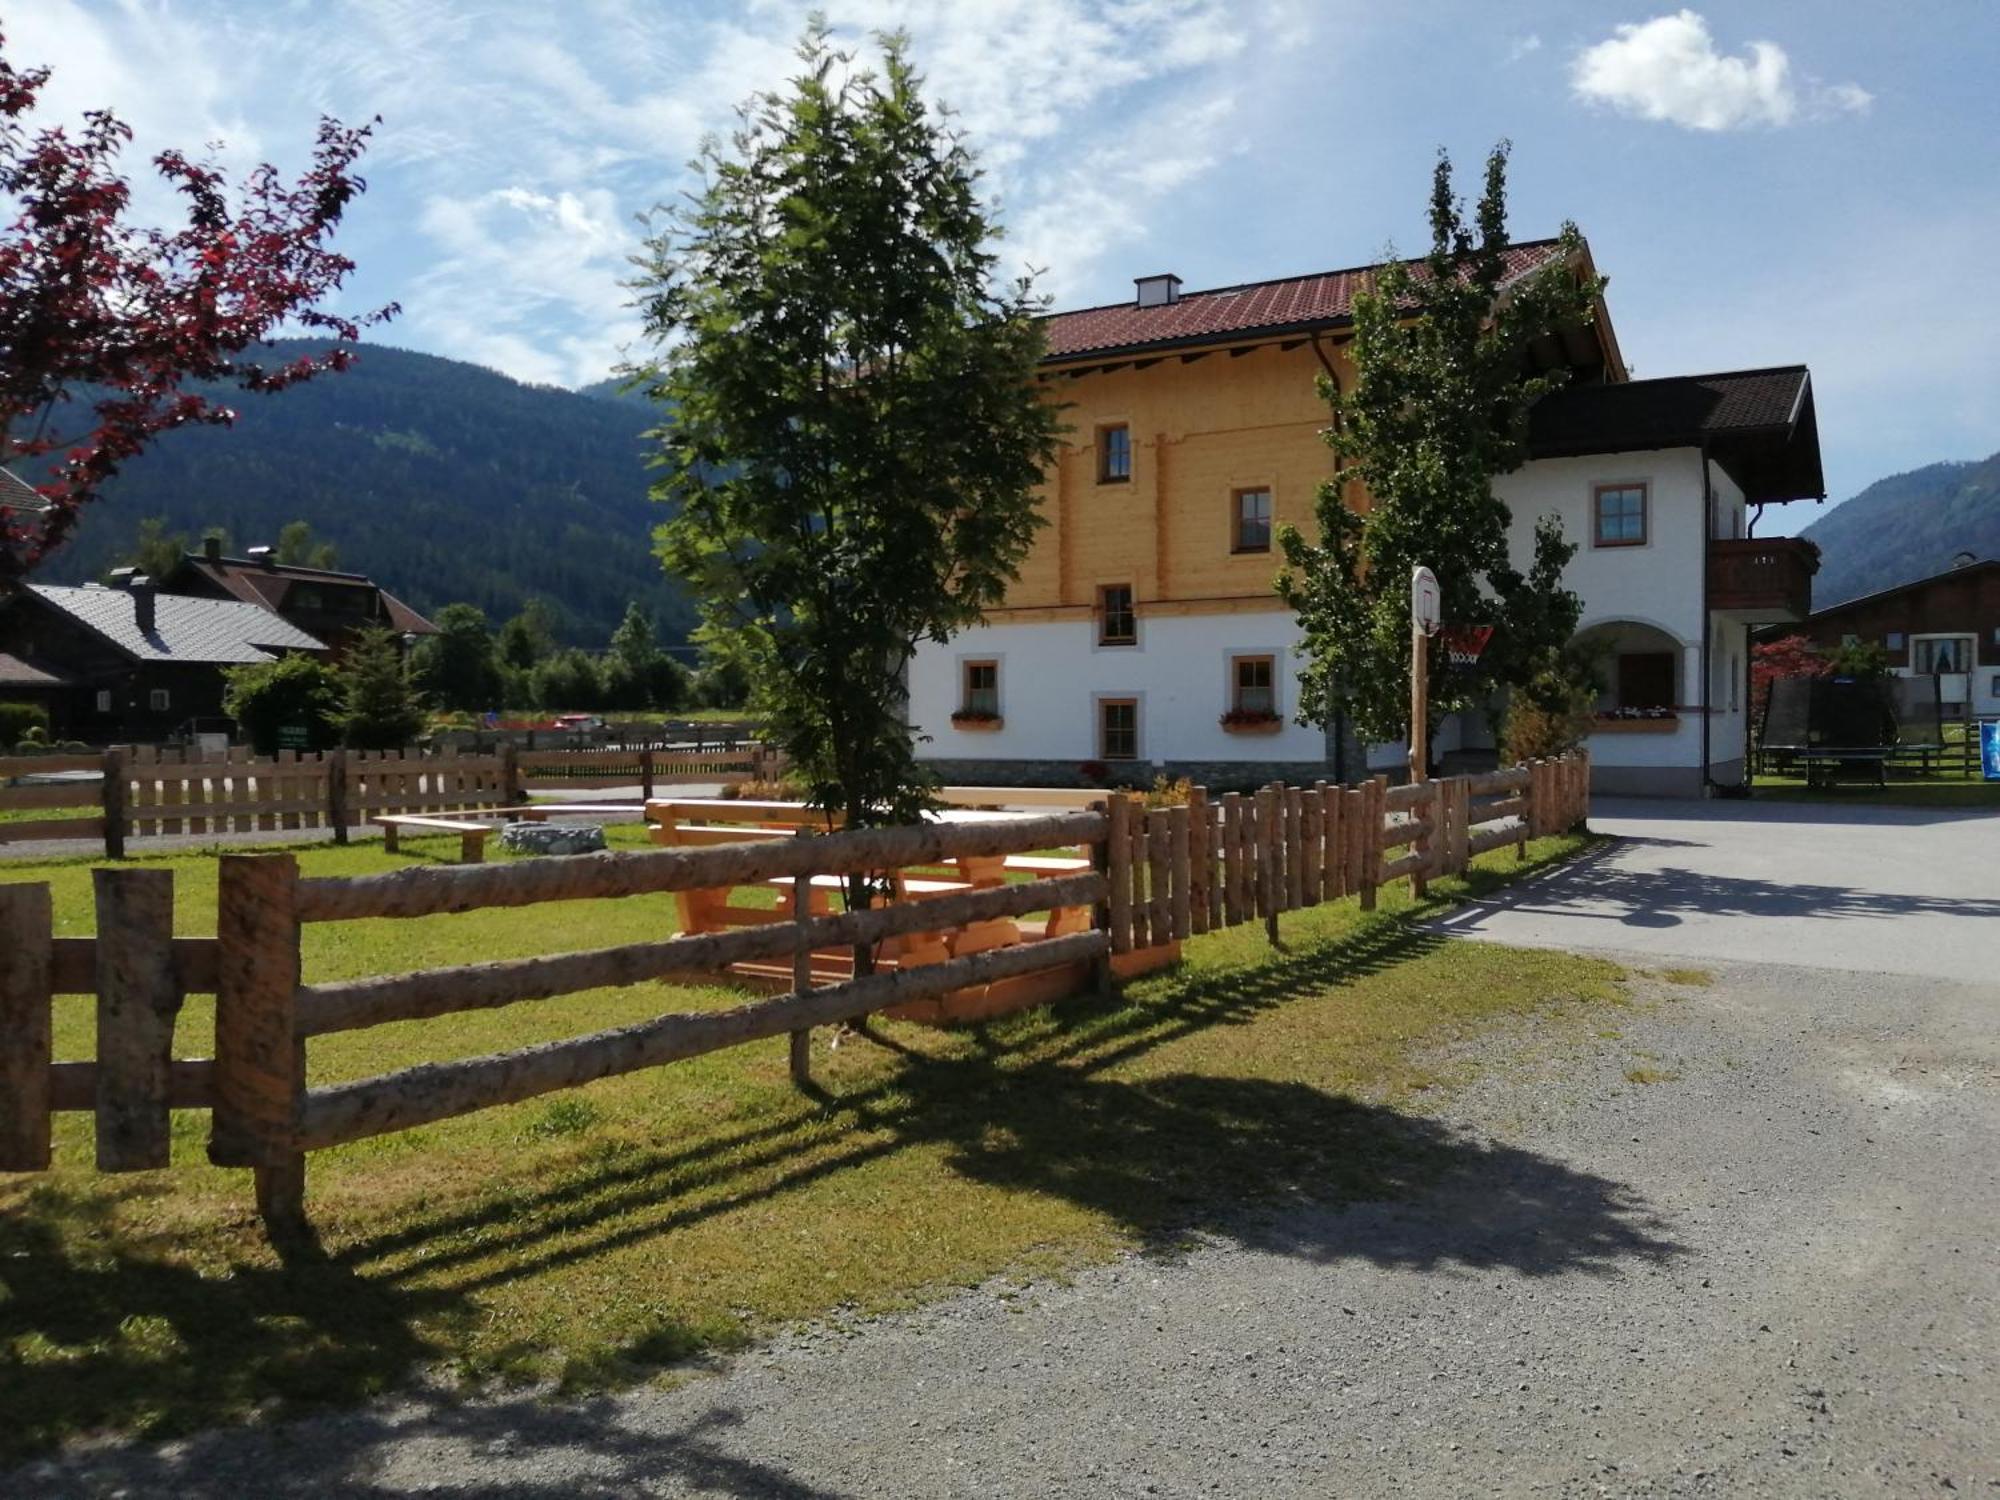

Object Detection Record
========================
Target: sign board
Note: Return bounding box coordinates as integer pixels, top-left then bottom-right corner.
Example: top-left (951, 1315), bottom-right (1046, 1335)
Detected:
top-left (276, 724), bottom-right (312, 751)
top-left (1982, 721), bottom-right (2000, 782)
top-left (1410, 566), bottom-right (1440, 637)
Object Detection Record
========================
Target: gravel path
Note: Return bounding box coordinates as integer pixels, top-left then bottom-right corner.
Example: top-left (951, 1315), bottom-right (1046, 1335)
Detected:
top-left (16, 952), bottom-right (1997, 1498)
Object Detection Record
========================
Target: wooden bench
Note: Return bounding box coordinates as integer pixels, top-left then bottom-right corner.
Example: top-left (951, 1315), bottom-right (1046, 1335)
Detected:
top-left (374, 814), bottom-right (497, 864)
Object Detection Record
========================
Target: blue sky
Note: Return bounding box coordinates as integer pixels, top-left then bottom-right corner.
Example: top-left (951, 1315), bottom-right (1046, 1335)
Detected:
top-left (14, 2), bottom-right (1999, 531)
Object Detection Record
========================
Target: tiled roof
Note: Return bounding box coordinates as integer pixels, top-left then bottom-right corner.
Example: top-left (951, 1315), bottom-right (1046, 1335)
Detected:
top-left (0, 467), bottom-right (51, 512)
top-left (1527, 366), bottom-right (1824, 504)
top-left (179, 555), bottom-right (438, 635)
top-left (29, 584), bottom-right (329, 664)
top-left (1040, 240), bottom-right (1570, 362)
top-left (0, 650), bottom-right (70, 687)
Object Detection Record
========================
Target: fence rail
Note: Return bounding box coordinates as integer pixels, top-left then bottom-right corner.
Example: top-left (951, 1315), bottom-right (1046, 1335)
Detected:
top-left (0, 742), bottom-right (776, 857)
top-left (0, 752), bottom-right (1589, 1243)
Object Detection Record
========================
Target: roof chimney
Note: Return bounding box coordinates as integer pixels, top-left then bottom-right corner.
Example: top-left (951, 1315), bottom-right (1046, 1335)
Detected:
top-left (1134, 273), bottom-right (1182, 308)
top-left (1951, 550), bottom-right (1977, 569)
top-left (203, 534), bottom-right (223, 562)
top-left (247, 545), bottom-right (275, 569)
top-left (107, 567), bottom-right (137, 589)
top-left (130, 575), bottom-right (156, 634)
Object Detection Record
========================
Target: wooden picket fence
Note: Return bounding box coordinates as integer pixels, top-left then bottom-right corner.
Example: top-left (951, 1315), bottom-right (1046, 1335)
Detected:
top-left (0, 742), bottom-right (774, 857)
top-left (0, 753), bottom-right (1588, 1241)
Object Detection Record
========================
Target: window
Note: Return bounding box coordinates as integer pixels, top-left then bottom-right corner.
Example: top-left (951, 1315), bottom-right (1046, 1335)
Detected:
top-left (148, 688), bottom-right (171, 712)
top-left (1592, 483), bottom-right (1648, 547)
top-left (961, 660), bottom-right (999, 717)
top-left (1886, 632), bottom-right (1906, 652)
top-left (95, 688), bottom-right (113, 714)
top-left (1617, 653), bottom-right (1675, 711)
top-left (1098, 425), bottom-right (1131, 484)
top-left (1232, 488), bottom-right (1273, 553)
top-left (1097, 584), bottom-right (1136, 646)
top-left (1232, 655), bottom-right (1275, 715)
top-left (1914, 636), bottom-right (1975, 674)
top-left (1099, 698), bottom-right (1138, 761)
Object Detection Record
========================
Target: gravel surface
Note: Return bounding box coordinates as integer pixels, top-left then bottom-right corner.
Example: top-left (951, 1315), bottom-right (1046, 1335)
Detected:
top-left (15, 952), bottom-right (1997, 1498)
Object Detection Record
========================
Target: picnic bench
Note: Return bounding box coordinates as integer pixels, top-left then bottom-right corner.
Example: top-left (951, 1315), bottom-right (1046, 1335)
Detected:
top-left (645, 796), bottom-right (1102, 1019)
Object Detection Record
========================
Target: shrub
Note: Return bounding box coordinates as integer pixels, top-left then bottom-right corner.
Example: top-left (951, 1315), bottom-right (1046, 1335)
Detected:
top-left (1502, 642), bottom-right (1603, 764)
top-left (1141, 774), bottom-right (1193, 808)
top-left (0, 701), bottom-right (49, 744)
top-left (222, 654), bottom-right (340, 754)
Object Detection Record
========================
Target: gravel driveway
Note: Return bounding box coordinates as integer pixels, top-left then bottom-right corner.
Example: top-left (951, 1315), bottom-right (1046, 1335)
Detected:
top-left (17, 943), bottom-right (1997, 1498)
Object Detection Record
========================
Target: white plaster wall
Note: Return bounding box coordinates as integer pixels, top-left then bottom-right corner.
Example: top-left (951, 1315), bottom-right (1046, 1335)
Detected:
top-left (909, 611), bottom-right (1324, 765)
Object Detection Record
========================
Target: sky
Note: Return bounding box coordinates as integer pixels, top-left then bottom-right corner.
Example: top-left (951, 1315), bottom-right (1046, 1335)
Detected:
top-left (11, 1), bottom-right (2000, 532)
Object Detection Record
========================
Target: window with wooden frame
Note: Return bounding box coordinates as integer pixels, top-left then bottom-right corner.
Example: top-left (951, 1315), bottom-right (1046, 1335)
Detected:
top-left (960, 659), bottom-right (999, 717)
top-left (1097, 424), bottom-right (1131, 484)
top-left (1097, 583), bottom-right (1136, 646)
top-left (1592, 482), bottom-right (1648, 547)
top-left (1913, 635), bottom-right (1974, 674)
top-left (1231, 654), bottom-right (1275, 715)
top-left (1232, 487), bottom-right (1273, 552)
top-left (1099, 697), bottom-right (1138, 761)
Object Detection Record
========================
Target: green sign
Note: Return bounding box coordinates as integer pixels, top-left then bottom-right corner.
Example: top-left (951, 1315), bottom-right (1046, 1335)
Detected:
top-left (276, 725), bottom-right (312, 750)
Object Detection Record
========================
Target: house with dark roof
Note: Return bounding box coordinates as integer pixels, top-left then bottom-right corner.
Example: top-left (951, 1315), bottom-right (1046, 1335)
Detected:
top-left (0, 577), bottom-right (328, 740)
top-left (1792, 557), bottom-right (2000, 720)
top-left (158, 536), bottom-right (436, 657)
top-left (1, 468), bottom-right (53, 566)
top-left (904, 239), bottom-right (1826, 796)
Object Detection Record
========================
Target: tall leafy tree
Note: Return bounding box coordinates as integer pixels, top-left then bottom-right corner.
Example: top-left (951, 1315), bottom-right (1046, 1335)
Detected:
top-left (337, 627), bottom-right (425, 749)
top-left (0, 26), bottom-right (391, 574)
top-left (414, 602), bottom-right (503, 712)
top-left (635, 24), bottom-right (1060, 839)
top-left (275, 520), bottom-right (338, 569)
top-left (1277, 144), bottom-right (1605, 765)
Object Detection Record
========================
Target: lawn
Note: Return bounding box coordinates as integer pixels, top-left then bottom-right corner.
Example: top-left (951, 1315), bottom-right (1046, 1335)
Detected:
top-left (0, 825), bottom-right (1617, 1460)
top-left (1752, 724), bottom-right (1997, 807)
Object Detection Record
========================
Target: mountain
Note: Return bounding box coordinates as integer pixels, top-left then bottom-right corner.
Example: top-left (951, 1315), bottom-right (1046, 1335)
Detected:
top-left (1800, 450), bottom-right (2000, 607)
top-left (38, 341), bottom-right (691, 648)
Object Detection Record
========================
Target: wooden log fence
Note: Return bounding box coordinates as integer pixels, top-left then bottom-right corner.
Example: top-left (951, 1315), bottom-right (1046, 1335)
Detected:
top-left (0, 751), bottom-right (1588, 1242)
top-left (0, 742), bottom-right (776, 857)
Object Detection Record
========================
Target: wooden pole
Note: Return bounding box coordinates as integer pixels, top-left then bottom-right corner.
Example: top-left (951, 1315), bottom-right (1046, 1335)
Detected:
top-left (1089, 800), bottom-right (1115, 993)
top-left (1410, 620), bottom-right (1428, 785)
top-left (1146, 807), bottom-right (1172, 945)
top-left (0, 883), bottom-right (53, 1171)
top-left (100, 745), bottom-right (128, 860)
top-left (1168, 804), bottom-right (1191, 942)
top-left (1186, 786), bottom-right (1210, 935)
top-left (1359, 777), bottom-right (1385, 912)
top-left (789, 852), bottom-right (813, 1087)
top-left (1106, 793), bottom-right (1132, 955)
top-left (1128, 799), bottom-right (1150, 950)
top-left (210, 854), bottom-right (307, 1242)
top-left (328, 748), bottom-right (350, 846)
top-left (1411, 780), bottom-right (1432, 901)
top-left (1258, 785), bottom-right (1280, 944)
top-left (640, 748), bottom-right (656, 803)
top-left (92, 868), bottom-right (182, 1171)
top-left (1220, 792), bottom-right (1243, 927)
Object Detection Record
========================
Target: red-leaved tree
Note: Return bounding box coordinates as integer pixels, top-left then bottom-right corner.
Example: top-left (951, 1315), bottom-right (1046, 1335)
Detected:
top-left (0, 26), bottom-right (394, 573)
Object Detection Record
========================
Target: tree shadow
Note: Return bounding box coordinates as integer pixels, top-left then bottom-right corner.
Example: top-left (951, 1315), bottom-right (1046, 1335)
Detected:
top-left (1431, 836), bottom-right (2000, 934)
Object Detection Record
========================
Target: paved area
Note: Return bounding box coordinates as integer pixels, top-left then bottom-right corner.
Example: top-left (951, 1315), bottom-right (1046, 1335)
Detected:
top-left (1431, 796), bottom-right (1999, 984)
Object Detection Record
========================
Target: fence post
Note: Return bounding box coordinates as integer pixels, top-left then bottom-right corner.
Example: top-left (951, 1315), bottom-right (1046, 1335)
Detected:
top-left (101, 745), bottom-right (128, 859)
top-left (328, 748), bottom-right (350, 845)
top-left (1360, 777), bottom-right (1386, 911)
top-left (1089, 800), bottom-right (1116, 992)
top-left (1283, 785), bottom-right (1305, 910)
top-left (1127, 797), bottom-right (1151, 950)
top-left (210, 853), bottom-right (308, 1243)
top-left (1168, 804), bottom-right (1191, 942)
top-left (0, 882), bottom-right (53, 1171)
top-left (92, 867), bottom-right (182, 1171)
top-left (1302, 784), bottom-right (1323, 904)
top-left (641, 748), bottom-right (656, 803)
top-left (1257, 785), bottom-right (1280, 944)
top-left (1186, 786), bottom-right (1210, 935)
top-left (789, 848), bottom-right (813, 1087)
top-left (1146, 807), bottom-right (1172, 947)
top-left (1105, 793), bottom-right (1132, 955)
top-left (1410, 780), bottom-right (1433, 900)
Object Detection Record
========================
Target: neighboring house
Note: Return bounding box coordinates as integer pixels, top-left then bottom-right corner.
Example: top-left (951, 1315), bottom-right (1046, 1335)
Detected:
top-left (0, 577), bottom-right (328, 740)
top-left (1, 467), bottom-right (53, 566)
top-left (159, 537), bottom-right (436, 656)
top-left (1794, 557), bottom-right (2000, 719)
top-left (906, 241), bottom-right (1826, 796)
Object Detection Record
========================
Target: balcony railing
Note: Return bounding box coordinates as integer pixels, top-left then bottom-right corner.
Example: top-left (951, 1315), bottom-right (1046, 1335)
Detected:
top-left (1707, 537), bottom-right (1819, 620)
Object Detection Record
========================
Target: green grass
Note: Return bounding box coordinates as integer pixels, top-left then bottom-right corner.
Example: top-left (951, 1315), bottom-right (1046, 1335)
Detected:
top-left (1753, 722), bottom-right (1997, 806)
top-left (1655, 967), bottom-right (1715, 987)
top-left (0, 828), bottom-right (1616, 1459)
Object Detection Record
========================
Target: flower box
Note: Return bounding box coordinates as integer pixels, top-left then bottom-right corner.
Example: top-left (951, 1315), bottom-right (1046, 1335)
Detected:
top-left (1220, 711), bottom-right (1284, 735)
top-left (950, 712), bottom-right (1002, 732)
top-left (1591, 714), bottom-right (1679, 735)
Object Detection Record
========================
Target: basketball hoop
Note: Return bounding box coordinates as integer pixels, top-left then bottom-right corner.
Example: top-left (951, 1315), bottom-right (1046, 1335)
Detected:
top-left (1438, 624), bottom-right (1494, 671)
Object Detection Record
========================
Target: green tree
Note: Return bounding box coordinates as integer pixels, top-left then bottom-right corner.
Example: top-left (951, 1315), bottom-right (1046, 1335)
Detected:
top-left (635, 24), bottom-right (1060, 843)
top-left (530, 648), bottom-right (603, 712)
top-left (1277, 144), bottom-right (1605, 767)
top-left (337, 626), bottom-right (426, 748)
top-left (498, 597), bottom-right (557, 671)
top-left (222, 653), bottom-right (341, 753)
top-left (111, 517), bottom-right (187, 581)
top-left (1825, 639), bottom-right (1890, 679)
top-left (274, 519), bottom-right (338, 569)
top-left (413, 602), bottom-right (503, 711)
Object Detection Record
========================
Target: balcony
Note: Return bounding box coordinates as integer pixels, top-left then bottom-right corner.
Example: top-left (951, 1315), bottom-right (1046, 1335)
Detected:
top-left (1707, 537), bottom-right (1819, 622)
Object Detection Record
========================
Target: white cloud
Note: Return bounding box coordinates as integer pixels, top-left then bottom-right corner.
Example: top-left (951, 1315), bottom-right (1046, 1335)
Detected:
top-left (1571, 10), bottom-right (1871, 131)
